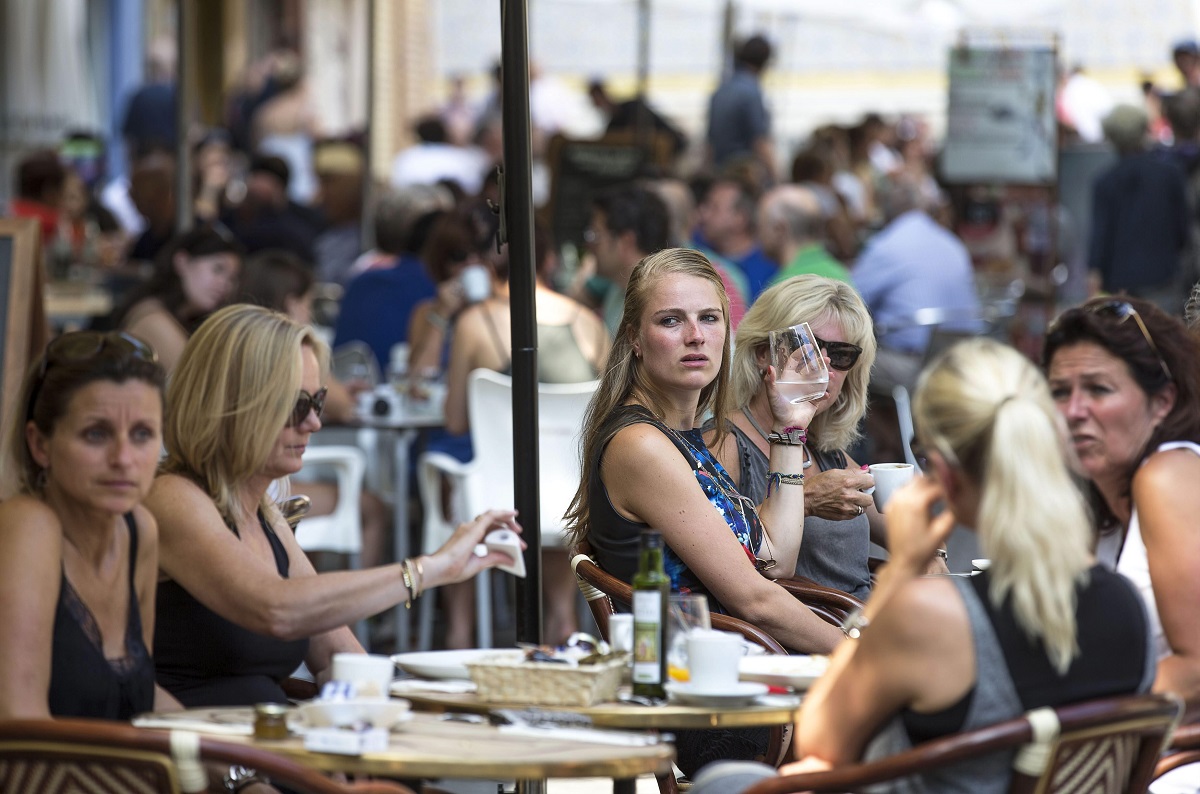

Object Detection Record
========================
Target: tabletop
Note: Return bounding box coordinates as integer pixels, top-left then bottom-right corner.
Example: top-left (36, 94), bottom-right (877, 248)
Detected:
top-left (399, 688), bottom-right (802, 730)
top-left (134, 706), bottom-right (674, 781)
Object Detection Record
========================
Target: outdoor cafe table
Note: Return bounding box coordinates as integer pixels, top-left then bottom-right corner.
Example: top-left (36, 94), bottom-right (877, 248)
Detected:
top-left (134, 706), bottom-right (673, 794)
top-left (398, 688), bottom-right (803, 731)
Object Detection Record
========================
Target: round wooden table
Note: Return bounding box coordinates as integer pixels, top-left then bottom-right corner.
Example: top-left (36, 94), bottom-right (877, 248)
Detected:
top-left (398, 688), bottom-right (802, 730)
top-left (135, 707), bottom-right (673, 793)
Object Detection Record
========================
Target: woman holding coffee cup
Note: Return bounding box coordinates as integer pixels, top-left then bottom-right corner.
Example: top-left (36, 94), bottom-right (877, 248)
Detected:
top-left (706, 276), bottom-right (941, 600)
top-left (694, 338), bottom-right (1153, 792)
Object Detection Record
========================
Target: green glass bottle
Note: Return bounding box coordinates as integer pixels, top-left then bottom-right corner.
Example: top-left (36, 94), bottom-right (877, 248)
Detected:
top-left (631, 530), bottom-right (670, 699)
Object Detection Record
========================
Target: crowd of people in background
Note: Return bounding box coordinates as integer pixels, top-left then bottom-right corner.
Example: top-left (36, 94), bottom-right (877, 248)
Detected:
top-left (7, 24), bottom-right (1200, 794)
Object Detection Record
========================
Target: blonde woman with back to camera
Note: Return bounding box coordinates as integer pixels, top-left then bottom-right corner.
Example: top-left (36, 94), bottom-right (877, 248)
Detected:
top-left (147, 305), bottom-right (522, 707)
top-left (694, 338), bottom-right (1153, 793)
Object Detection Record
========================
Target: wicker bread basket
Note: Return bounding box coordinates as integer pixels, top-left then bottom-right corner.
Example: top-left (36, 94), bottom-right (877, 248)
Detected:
top-left (465, 654), bottom-right (628, 707)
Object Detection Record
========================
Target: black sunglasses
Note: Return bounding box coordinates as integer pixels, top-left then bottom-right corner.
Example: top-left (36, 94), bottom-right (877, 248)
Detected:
top-left (815, 337), bottom-right (863, 372)
top-left (1087, 300), bottom-right (1173, 382)
top-left (909, 437), bottom-right (929, 471)
top-left (29, 332), bottom-right (158, 420)
top-left (287, 388), bottom-right (327, 427)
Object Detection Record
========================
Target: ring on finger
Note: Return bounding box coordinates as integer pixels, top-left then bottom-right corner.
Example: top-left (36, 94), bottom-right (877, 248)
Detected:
top-left (856, 505), bottom-right (864, 516)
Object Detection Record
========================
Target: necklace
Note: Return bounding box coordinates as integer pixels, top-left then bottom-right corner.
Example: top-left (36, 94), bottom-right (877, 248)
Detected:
top-left (741, 407), bottom-right (812, 469)
top-left (663, 420), bottom-right (777, 570)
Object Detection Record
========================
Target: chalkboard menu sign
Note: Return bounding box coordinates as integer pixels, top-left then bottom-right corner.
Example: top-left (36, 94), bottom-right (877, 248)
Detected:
top-left (942, 47), bottom-right (1058, 185)
top-left (545, 132), bottom-right (670, 250)
top-left (0, 219), bottom-right (46, 463)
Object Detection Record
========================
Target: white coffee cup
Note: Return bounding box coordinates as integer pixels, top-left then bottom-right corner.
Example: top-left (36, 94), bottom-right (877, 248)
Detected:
top-left (330, 653), bottom-right (395, 700)
top-left (686, 630), bottom-right (744, 692)
top-left (460, 263), bottom-right (492, 303)
top-left (608, 613), bottom-right (634, 654)
top-left (867, 463), bottom-right (915, 513)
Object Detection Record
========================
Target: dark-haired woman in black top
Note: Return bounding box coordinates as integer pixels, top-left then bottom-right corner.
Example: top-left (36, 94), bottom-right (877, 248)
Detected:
top-left (0, 331), bottom-right (168, 718)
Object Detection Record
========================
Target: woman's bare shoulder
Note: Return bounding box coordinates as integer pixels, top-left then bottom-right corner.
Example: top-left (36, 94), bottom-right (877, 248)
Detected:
top-left (0, 495), bottom-right (61, 533)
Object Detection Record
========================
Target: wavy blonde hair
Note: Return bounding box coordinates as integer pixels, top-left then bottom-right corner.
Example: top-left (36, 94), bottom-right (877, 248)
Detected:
top-left (161, 304), bottom-right (329, 528)
top-left (913, 338), bottom-right (1091, 673)
top-left (564, 248), bottom-right (731, 548)
top-left (729, 275), bottom-right (876, 452)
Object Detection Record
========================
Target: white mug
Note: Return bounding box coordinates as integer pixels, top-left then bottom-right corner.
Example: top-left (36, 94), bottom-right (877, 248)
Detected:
top-left (460, 264), bottom-right (491, 303)
top-left (608, 613), bottom-right (634, 654)
top-left (867, 463), bottom-right (915, 513)
top-left (686, 630), bottom-right (744, 692)
top-left (330, 653), bottom-right (395, 700)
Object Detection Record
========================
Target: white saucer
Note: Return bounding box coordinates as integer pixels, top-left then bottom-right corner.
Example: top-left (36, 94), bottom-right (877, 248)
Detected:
top-left (664, 681), bottom-right (769, 708)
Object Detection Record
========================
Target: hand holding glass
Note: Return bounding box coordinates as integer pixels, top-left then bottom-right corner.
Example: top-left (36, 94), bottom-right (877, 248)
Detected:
top-left (769, 322), bottom-right (829, 404)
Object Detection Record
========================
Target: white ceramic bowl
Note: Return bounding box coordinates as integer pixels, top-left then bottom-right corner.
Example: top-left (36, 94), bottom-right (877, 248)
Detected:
top-left (296, 698), bottom-right (412, 729)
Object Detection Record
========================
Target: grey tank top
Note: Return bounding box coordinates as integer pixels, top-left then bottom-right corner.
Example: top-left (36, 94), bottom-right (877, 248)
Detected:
top-left (720, 421), bottom-right (872, 600)
top-left (860, 576), bottom-right (1023, 794)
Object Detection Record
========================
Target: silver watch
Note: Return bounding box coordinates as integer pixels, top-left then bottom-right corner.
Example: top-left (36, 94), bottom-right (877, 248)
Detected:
top-left (840, 607), bottom-right (870, 640)
top-left (224, 765), bottom-right (264, 792)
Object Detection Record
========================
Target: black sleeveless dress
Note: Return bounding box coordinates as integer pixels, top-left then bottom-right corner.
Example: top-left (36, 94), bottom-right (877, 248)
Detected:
top-left (49, 513), bottom-right (155, 719)
top-left (154, 510), bottom-right (309, 706)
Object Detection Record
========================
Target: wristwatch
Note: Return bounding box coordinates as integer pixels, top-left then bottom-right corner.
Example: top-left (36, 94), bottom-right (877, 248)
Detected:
top-left (224, 765), bottom-right (267, 792)
top-left (840, 607), bottom-right (870, 640)
top-left (767, 426), bottom-right (808, 445)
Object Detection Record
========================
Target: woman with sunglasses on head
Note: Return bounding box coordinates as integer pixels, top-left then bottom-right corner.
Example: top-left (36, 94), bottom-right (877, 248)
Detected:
top-left (694, 338), bottom-right (1153, 794)
top-left (110, 222), bottom-right (243, 373)
top-left (704, 275), bottom-right (889, 600)
top-left (145, 305), bottom-right (522, 707)
top-left (1043, 297), bottom-right (1200, 786)
top-left (0, 332), bottom-right (171, 719)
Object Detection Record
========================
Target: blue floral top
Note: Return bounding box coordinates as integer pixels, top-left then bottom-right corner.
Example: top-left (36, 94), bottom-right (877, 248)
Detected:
top-left (587, 404), bottom-right (764, 611)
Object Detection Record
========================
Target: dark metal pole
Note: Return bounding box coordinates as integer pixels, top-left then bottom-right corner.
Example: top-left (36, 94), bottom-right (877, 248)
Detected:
top-left (361, 0), bottom-right (376, 251)
top-left (635, 0), bottom-right (652, 155)
top-left (499, 0), bottom-right (542, 644)
top-left (175, 0), bottom-right (196, 231)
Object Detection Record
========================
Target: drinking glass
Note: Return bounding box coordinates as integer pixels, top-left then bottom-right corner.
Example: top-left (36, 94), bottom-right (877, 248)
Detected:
top-left (768, 322), bottom-right (830, 403)
top-left (667, 593), bottom-right (712, 682)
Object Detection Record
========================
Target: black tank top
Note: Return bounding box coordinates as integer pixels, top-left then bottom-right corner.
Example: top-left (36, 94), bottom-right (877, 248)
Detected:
top-left (154, 510), bottom-right (309, 707)
top-left (49, 513), bottom-right (155, 719)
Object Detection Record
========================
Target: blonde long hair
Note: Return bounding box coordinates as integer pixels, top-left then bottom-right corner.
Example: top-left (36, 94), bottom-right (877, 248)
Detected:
top-left (162, 304), bottom-right (329, 527)
top-left (913, 339), bottom-right (1091, 673)
top-left (564, 248), bottom-right (731, 548)
top-left (729, 275), bottom-right (876, 452)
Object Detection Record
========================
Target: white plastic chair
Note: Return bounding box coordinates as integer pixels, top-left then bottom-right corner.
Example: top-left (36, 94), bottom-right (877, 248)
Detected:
top-left (416, 369), bottom-right (599, 649)
top-left (290, 445), bottom-right (368, 644)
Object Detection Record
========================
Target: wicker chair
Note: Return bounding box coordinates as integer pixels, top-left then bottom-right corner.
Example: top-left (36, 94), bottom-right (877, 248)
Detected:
top-left (732, 692), bottom-right (1182, 794)
top-left (1154, 720), bottom-right (1200, 781)
top-left (0, 718), bottom-right (417, 794)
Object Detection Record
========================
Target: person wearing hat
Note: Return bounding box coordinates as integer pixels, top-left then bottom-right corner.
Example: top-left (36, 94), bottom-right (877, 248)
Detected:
top-left (1173, 38), bottom-right (1200, 88)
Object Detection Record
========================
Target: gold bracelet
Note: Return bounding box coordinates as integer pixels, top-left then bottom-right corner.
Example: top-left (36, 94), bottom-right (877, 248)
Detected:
top-left (400, 562), bottom-right (414, 609)
top-left (413, 557), bottom-right (425, 597)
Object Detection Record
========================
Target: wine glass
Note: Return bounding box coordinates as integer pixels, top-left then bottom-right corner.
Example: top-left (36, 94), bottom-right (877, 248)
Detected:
top-left (768, 322), bottom-right (830, 404)
top-left (667, 593), bottom-right (712, 682)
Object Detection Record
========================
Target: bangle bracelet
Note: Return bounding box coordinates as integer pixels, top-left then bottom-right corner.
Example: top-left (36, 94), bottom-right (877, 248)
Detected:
top-left (401, 562), bottom-right (415, 609)
top-left (413, 557), bottom-right (424, 597)
top-left (767, 470), bottom-right (804, 497)
top-left (767, 426), bottom-right (808, 445)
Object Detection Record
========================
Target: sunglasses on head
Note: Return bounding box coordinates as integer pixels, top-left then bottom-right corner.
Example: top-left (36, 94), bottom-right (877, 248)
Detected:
top-left (29, 332), bottom-right (159, 420)
top-left (814, 337), bottom-right (863, 372)
top-left (1086, 300), bottom-right (1173, 382)
top-left (287, 388), bottom-right (327, 427)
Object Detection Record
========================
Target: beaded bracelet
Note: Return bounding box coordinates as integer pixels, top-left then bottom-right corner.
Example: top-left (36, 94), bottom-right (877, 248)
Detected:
top-left (767, 470), bottom-right (805, 497)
